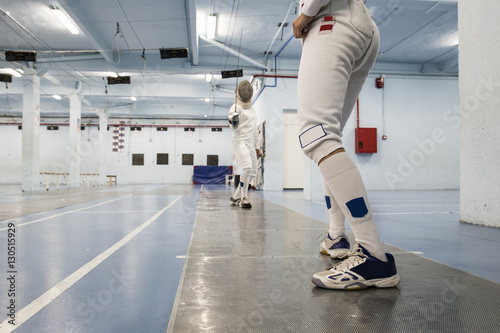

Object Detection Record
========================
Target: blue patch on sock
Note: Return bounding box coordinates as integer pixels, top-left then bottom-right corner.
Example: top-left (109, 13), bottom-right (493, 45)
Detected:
top-left (325, 196), bottom-right (331, 209)
top-left (346, 197), bottom-right (368, 218)
top-left (240, 182), bottom-right (244, 188)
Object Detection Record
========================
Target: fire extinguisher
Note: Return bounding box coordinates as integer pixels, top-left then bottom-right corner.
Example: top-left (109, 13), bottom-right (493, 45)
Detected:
top-left (376, 75), bottom-right (384, 89)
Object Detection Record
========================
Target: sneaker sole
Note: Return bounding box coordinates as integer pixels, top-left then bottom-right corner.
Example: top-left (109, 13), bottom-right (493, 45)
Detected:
top-left (240, 204), bottom-right (252, 209)
top-left (312, 274), bottom-right (400, 290)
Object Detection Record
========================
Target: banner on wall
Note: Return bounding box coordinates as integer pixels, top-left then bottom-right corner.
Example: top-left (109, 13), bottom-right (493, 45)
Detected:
top-left (112, 121), bottom-right (125, 152)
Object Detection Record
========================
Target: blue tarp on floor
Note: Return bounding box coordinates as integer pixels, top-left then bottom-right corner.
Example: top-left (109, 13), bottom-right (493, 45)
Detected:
top-left (193, 166), bottom-right (233, 184)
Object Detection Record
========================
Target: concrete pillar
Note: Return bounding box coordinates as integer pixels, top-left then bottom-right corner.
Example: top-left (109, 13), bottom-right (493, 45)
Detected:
top-left (459, 0), bottom-right (500, 227)
top-left (98, 113), bottom-right (108, 185)
top-left (21, 74), bottom-right (41, 192)
top-left (68, 94), bottom-right (81, 188)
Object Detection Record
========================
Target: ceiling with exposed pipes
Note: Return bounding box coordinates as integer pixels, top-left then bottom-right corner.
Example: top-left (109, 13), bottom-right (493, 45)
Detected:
top-left (0, 0), bottom-right (458, 120)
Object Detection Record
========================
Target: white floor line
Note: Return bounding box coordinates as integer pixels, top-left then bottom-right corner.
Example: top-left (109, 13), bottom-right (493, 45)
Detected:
top-left (72, 210), bottom-right (160, 214)
top-left (166, 193), bottom-right (201, 333)
top-left (371, 204), bottom-right (459, 207)
top-left (0, 195), bottom-right (182, 333)
top-left (373, 211), bottom-right (459, 216)
top-left (0, 196), bottom-right (132, 231)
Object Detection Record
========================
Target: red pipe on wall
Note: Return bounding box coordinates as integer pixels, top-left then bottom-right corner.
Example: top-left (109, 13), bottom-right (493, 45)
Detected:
top-left (356, 99), bottom-right (360, 129)
top-left (0, 122), bottom-right (229, 128)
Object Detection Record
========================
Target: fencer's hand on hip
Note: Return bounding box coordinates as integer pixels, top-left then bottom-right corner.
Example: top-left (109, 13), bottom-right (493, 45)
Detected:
top-left (293, 13), bottom-right (313, 39)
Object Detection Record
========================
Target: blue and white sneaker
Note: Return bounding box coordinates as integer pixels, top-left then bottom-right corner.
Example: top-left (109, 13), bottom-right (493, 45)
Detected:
top-left (312, 243), bottom-right (400, 290)
top-left (320, 234), bottom-right (351, 259)
top-left (239, 197), bottom-right (252, 209)
top-left (229, 197), bottom-right (241, 206)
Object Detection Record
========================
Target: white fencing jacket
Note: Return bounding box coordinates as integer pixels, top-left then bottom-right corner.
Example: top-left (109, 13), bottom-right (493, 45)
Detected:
top-left (228, 104), bottom-right (258, 150)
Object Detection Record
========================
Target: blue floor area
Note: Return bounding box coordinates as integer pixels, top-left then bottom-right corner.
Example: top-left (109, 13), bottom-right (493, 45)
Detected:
top-left (0, 185), bottom-right (199, 333)
top-left (254, 189), bottom-right (500, 284)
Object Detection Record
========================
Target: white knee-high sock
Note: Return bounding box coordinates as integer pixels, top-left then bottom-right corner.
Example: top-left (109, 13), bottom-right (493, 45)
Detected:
top-left (319, 151), bottom-right (387, 261)
top-left (233, 182), bottom-right (242, 199)
top-left (239, 169), bottom-right (251, 199)
top-left (323, 179), bottom-right (347, 239)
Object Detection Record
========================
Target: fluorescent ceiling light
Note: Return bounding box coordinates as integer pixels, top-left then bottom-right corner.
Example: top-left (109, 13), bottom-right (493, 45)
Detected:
top-left (52, 95), bottom-right (62, 100)
top-left (106, 72), bottom-right (118, 77)
top-left (448, 33), bottom-right (459, 46)
top-left (204, 97), bottom-right (210, 103)
top-left (207, 15), bottom-right (217, 39)
top-left (130, 96), bottom-right (137, 102)
top-left (205, 73), bottom-right (213, 82)
top-left (2, 68), bottom-right (23, 77)
top-left (53, 8), bottom-right (79, 35)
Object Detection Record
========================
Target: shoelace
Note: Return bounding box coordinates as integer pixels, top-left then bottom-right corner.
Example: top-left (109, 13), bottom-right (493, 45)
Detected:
top-left (316, 232), bottom-right (353, 258)
top-left (316, 231), bottom-right (329, 243)
top-left (328, 245), bottom-right (366, 271)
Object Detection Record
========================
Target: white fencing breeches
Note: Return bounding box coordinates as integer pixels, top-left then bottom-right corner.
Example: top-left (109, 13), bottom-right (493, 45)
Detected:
top-left (297, 0), bottom-right (380, 164)
top-left (232, 140), bottom-right (257, 199)
top-left (297, 0), bottom-right (387, 260)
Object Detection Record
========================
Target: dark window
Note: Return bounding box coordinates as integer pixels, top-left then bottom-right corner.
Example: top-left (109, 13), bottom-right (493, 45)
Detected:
top-left (132, 154), bottom-right (144, 166)
top-left (182, 154), bottom-right (194, 165)
top-left (157, 153), bottom-right (169, 165)
top-left (207, 155), bottom-right (219, 166)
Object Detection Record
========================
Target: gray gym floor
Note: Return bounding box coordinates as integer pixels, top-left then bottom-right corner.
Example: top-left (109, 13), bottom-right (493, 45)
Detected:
top-left (0, 184), bottom-right (499, 332)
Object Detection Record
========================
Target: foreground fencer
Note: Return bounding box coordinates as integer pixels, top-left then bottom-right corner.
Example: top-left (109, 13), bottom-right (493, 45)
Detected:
top-left (293, 0), bottom-right (400, 289)
top-left (228, 80), bottom-right (259, 209)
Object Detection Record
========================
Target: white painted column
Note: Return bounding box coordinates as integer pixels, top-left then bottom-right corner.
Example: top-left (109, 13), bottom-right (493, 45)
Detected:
top-left (459, 0), bottom-right (500, 227)
top-left (21, 74), bottom-right (41, 192)
top-left (98, 113), bottom-right (108, 185)
top-left (303, 158), bottom-right (324, 202)
top-left (68, 94), bottom-right (81, 188)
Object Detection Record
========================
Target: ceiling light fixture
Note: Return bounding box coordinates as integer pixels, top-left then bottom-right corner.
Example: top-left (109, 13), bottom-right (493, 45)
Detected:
top-left (2, 68), bottom-right (23, 77)
top-left (204, 97), bottom-right (210, 103)
top-left (207, 14), bottom-right (217, 40)
top-left (52, 95), bottom-right (62, 100)
top-left (205, 73), bottom-right (213, 82)
top-left (130, 96), bottom-right (137, 102)
top-left (53, 8), bottom-right (79, 35)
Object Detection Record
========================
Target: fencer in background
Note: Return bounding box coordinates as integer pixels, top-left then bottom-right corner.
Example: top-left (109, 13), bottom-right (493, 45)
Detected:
top-left (293, 0), bottom-right (400, 290)
top-left (228, 80), bottom-right (260, 209)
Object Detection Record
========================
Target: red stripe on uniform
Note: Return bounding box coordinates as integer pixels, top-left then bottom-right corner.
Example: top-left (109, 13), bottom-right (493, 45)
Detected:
top-left (320, 24), bottom-right (334, 32)
top-left (323, 16), bottom-right (334, 22)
